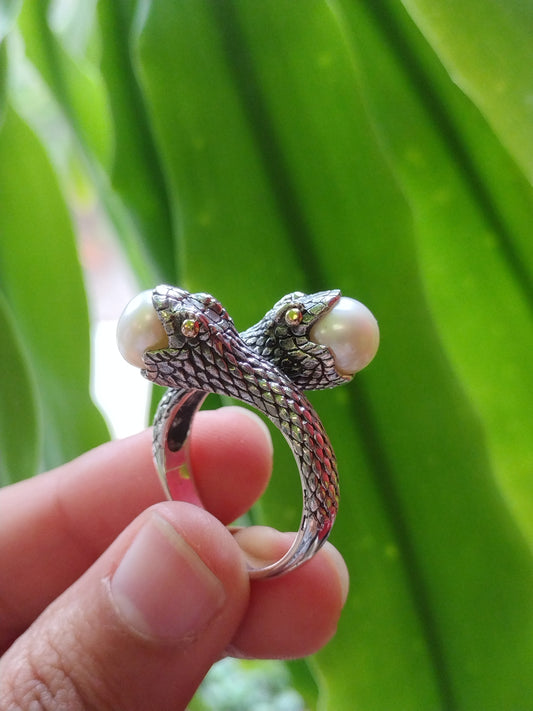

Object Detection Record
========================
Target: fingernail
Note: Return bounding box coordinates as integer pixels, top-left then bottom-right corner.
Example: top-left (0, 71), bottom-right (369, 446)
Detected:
top-left (233, 526), bottom-right (292, 568)
top-left (224, 406), bottom-right (273, 457)
top-left (110, 513), bottom-right (226, 642)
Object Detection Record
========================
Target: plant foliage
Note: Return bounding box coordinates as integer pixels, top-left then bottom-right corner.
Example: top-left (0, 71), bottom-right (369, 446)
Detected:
top-left (1, 1), bottom-right (532, 708)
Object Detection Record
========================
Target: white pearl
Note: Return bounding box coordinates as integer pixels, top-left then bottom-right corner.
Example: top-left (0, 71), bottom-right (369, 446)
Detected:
top-left (310, 296), bottom-right (379, 375)
top-left (116, 290), bottom-right (168, 368)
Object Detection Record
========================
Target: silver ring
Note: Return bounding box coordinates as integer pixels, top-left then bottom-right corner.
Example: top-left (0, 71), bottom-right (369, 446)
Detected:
top-left (119, 285), bottom-right (378, 578)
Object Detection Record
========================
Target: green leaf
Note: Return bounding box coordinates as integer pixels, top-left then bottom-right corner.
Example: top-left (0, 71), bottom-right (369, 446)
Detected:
top-left (0, 292), bottom-right (40, 485)
top-left (18, 0), bottom-right (111, 166)
top-left (135, 2), bottom-right (533, 709)
top-left (0, 106), bottom-right (109, 470)
top-left (337, 0), bottom-right (533, 546)
top-left (16, 0), bottom-right (169, 289)
top-left (0, 0), bottom-right (22, 42)
top-left (97, 0), bottom-right (177, 283)
top-left (9, 1), bottom-right (533, 708)
top-left (135, 0), bottom-right (309, 313)
top-left (288, 658), bottom-right (319, 711)
top-left (135, 2), bottom-right (437, 707)
top-left (401, 0), bottom-right (533, 185)
top-left (0, 34), bottom-right (6, 126)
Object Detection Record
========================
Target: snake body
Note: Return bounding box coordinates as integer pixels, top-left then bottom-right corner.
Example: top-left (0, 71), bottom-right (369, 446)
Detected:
top-left (143, 285), bottom-right (349, 578)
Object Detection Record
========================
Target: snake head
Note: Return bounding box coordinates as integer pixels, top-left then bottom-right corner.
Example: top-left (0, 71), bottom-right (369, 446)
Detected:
top-left (151, 285), bottom-right (235, 344)
top-left (241, 289), bottom-right (379, 391)
top-left (240, 289), bottom-right (345, 390)
top-left (135, 285), bottom-right (240, 387)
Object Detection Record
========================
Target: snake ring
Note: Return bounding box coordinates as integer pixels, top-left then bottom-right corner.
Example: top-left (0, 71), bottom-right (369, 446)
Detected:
top-left (117, 285), bottom-right (379, 578)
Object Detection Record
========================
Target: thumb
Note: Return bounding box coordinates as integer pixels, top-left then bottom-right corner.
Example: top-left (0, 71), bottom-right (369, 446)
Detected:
top-left (0, 502), bottom-right (250, 711)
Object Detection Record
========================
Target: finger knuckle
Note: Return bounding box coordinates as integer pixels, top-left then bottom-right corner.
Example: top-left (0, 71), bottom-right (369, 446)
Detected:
top-left (1, 651), bottom-right (84, 711)
top-left (0, 623), bottom-right (105, 711)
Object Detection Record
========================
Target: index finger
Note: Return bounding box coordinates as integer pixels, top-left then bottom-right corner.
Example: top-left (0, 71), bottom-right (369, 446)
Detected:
top-left (0, 406), bottom-right (272, 649)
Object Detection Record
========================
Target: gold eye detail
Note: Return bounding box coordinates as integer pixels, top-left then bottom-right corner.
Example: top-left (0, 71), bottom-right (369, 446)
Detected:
top-left (181, 319), bottom-right (200, 338)
top-left (285, 307), bottom-right (303, 326)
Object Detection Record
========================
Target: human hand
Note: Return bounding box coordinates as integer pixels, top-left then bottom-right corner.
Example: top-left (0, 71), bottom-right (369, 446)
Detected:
top-left (0, 407), bottom-right (348, 710)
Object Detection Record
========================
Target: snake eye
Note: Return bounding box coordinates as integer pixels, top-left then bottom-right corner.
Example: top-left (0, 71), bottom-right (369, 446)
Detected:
top-left (285, 307), bottom-right (303, 327)
top-left (181, 318), bottom-right (200, 338)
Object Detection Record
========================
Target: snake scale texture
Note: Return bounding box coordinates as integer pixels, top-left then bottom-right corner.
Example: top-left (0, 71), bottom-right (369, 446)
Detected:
top-left (143, 285), bottom-right (349, 578)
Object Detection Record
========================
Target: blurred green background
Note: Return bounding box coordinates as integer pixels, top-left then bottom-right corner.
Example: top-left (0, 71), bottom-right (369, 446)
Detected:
top-left (1, 1), bottom-right (533, 709)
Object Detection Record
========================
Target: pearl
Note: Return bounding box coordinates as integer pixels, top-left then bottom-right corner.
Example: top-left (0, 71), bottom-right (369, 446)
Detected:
top-left (116, 290), bottom-right (168, 368)
top-left (310, 296), bottom-right (379, 375)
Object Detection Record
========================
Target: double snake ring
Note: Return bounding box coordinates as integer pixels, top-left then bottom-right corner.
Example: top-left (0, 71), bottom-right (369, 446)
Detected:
top-left (117, 285), bottom-right (379, 578)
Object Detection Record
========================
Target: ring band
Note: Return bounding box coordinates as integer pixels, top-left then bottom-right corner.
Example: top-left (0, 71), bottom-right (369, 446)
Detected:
top-left (141, 285), bottom-right (353, 578)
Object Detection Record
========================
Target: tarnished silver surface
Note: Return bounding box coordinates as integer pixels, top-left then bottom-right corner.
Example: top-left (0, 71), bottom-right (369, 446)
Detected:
top-left (143, 285), bottom-right (349, 578)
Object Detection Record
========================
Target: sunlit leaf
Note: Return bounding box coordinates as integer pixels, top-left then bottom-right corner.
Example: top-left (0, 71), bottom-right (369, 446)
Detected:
top-left (0, 38), bottom-right (6, 125)
top-left (18, 0), bottom-right (111, 166)
top-left (401, 0), bottom-right (533, 184)
top-left (16, 0), bottom-right (169, 289)
top-left (337, 0), bottom-right (533, 545)
top-left (0, 0), bottom-right (21, 42)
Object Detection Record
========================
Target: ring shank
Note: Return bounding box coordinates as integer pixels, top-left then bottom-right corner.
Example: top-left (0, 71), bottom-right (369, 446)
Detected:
top-left (153, 388), bottom-right (206, 506)
top-left (152, 389), bottom-right (328, 579)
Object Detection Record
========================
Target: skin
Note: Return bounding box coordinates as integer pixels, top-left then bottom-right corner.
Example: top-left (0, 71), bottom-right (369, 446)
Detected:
top-left (0, 406), bottom-right (349, 711)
